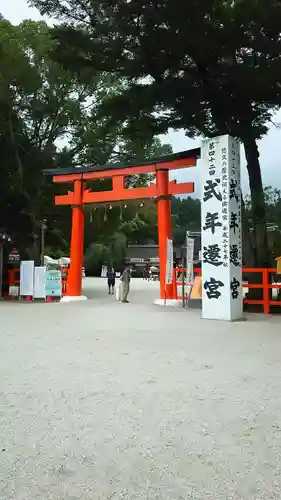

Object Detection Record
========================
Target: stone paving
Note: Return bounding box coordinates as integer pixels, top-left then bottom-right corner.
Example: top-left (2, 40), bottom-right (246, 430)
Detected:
top-left (1, 278), bottom-right (281, 499)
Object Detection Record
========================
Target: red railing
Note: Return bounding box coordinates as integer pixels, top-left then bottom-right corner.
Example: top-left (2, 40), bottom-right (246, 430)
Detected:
top-left (8, 269), bottom-right (20, 287)
top-left (174, 267), bottom-right (281, 315)
top-left (243, 268), bottom-right (281, 314)
top-left (4, 266), bottom-right (281, 313)
top-left (6, 269), bottom-right (21, 300)
top-left (60, 267), bottom-right (68, 296)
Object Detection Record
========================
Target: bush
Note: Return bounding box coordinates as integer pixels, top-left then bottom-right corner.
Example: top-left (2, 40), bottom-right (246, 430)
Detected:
top-left (84, 243), bottom-right (110, 276)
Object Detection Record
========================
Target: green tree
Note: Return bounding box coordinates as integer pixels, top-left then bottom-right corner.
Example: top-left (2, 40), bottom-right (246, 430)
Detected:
top-left (31, 0), bottom-right (281, 267)
top-left (0, 16), bottom-right (174, 264)
top-left (244, 186), bottom-right (281, 264)
top-left (171, 197), bottom-right (201, 245)
top-left (0, 18), bottom-right (96, 257)
top-left (84, 242), bottom-right (110, 276)
top-left (83, 138), bottom-right (173, 262)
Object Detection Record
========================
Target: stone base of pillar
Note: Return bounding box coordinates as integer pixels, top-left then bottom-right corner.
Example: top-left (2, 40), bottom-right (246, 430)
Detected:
top-left (154, 298), bottom-right (181, 308)
top-left (60, 295), bottom-right (87, 303)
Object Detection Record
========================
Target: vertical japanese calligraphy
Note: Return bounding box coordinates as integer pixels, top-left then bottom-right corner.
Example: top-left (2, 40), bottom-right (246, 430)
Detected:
top-left (201, 135), bottom-right (243, 320)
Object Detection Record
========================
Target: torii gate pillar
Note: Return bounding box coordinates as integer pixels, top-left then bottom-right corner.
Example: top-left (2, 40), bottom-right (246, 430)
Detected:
top-left (61, 180), bottom-right (87, 302)
top-left (156, 169), bottom-right (174, 300)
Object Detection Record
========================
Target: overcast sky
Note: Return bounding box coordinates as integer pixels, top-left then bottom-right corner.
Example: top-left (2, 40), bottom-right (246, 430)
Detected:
top-left (2, 0), bottom-right (281, 197)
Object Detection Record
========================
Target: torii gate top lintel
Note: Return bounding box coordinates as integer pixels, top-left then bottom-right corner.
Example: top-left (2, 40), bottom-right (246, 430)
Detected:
top-left (43, 147), bottom-right (200, 206)
top-left (44, 147), bottom-right (200, 178)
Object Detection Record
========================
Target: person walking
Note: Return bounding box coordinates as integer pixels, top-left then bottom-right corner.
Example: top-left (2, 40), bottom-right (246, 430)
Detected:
top-left (106, 266), bottom-right (116, 295)
top-left (120, 264), bottom-right (132, 303)
top-left (143, 263), bottom-right (149, 280)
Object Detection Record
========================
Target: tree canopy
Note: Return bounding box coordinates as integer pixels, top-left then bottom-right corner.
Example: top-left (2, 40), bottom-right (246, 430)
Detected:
top-left (0, 17), bottom-right (173, 264)
top-left (30, 0), bottom-right (281, 266)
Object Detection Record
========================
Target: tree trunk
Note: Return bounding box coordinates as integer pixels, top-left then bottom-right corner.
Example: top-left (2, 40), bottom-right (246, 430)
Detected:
top-left (241, 196), bottom-right (254, 267)
top-left (244, 136), bottom-right (269, 267)
top-left (243, 136), bottom-right (269, 306)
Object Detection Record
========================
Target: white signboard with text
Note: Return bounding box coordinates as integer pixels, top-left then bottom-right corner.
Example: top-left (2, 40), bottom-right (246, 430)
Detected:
top-left (186, 236), bottom-right (194, 285)
top-left (165, 239), bottom-right (173, 285)
top-left (45, 270), bottom-right (62, 297)
top-left (34, 266), bottom-right (46, 299)
top-left (20, 260), bottom-right (35, 297)
top-left (201, 135), bottom-right (243, 321)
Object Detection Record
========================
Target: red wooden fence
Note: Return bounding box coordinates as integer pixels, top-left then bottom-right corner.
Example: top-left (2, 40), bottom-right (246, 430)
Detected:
top-left (175, 267), bottom-right (281, 315)
top-left (4, 266), bottom-right (281, 314)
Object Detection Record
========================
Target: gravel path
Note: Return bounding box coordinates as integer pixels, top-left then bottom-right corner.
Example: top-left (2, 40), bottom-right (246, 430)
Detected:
top-left (1, 278), bottom-right (281, 499)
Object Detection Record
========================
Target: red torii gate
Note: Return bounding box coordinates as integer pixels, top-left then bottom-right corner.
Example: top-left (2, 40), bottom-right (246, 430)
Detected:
top-left (44, 148), bottom-right (199, 301)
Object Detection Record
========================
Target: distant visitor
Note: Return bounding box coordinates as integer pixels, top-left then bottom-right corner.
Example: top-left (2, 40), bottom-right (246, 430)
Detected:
top-left (120, 264), bottom-right (133, 303)
top-left (107, 266), bottom-right (116, 295)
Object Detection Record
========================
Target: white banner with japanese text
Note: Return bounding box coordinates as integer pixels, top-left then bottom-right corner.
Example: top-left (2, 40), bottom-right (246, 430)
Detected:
top-left (186, 235), bottom-right (194, 285)
top-left (20, 261), bottom-right (35, 297)
top-left (34, 266), bottom-right (46, 299)
top-left (165, 239), bottom-right (173, 285)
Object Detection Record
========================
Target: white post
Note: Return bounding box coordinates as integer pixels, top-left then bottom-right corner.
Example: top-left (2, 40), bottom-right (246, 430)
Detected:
top-left (165, 238), bottom-right (173, 286)
top-left (186, 234), bottom-right (194, 285)
top-left (186, 234), bottom-right (194, 302)
top-left (201, 135), bottom-right (243, 321)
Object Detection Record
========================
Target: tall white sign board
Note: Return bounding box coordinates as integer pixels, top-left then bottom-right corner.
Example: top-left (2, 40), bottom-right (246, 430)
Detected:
top-left (20, 261), bottom-right (35, 297)
top-left (186, 235), bottom-right (194, 285)
top-left (201, 135), bottom-right (243, 321)
top-left (165, 239), bottom-right (173, 285)
top-left (34, 266), bottom-right (46, 299)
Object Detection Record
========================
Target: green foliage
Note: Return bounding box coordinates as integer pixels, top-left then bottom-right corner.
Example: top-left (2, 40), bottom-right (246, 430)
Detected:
top-left (83, 193), bottom-right (202, 274)
top-left (245, 186), bottom-right (281, 228)
top-left (171, 197), bottom-right (201, 245)
top-left (84, 242), bottom-right (110, 276)
top-left (82, 137), bottom-right (173, 261)
top-left (245, 186), bottom-right (281, 262)
top-left (107, 232), bottom-right (127, 268)
top-left (119, 207), bottom-right (157, 244)
top-left (0, 16), bottom-right (173, 263)
top-left (0, 18), bottom-right (95, 257)
top-left (30, 0), bottom-right (281, 140)
top-left (84, 232), bottom-right (127, 275)
top-left (30, 0), bottom-right (281, 265)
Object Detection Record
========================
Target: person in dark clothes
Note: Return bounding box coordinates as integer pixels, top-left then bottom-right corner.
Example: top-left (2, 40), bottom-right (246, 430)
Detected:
top-left (107, 266), bottom-right (116, 295)
top-left (143, 263), bottom-right (149, 280)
